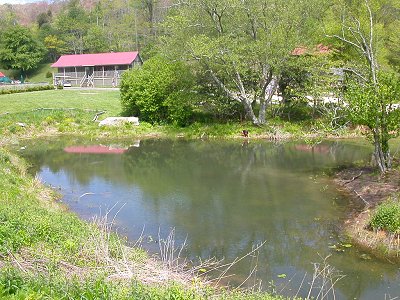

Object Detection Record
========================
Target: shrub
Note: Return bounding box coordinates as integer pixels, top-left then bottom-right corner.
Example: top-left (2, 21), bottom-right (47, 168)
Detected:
top-left (276, 98), bottom-right (314, 121)
top-left (164, 91), bottom-right (196, 126)
top-left (120, 55), bottom-right (195, 125)
top-left (369, 199), bottom-right (400, 234)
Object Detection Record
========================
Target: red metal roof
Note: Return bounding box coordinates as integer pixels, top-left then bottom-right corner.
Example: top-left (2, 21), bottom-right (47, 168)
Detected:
top-left (292, 44), bottom-right (332, 56)
top-left (51, 52), bottom-right (139, 68)
top-left (0, 72), bottom-right (5, 77)
top-left (64, 145), bottom-right (127, 154)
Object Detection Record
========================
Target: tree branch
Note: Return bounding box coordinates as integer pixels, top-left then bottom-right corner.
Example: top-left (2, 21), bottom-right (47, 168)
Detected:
top-left (342, 68), bottom-right (368, 82)
top-left (207, 68), bottom-right (240, 102)
top-left (326, 33), bottom-right (363, 52)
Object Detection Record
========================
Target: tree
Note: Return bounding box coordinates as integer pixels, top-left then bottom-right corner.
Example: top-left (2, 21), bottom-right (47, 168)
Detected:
top-left (0, 4), bottom-right (17, 28)
top-left (386, 20), bottom-right (400, 68)
top-left (120, 55), bottom-right (195, 125)
top-left (83, 26), bottom-right (109, 53)
top-left (55, 0), bottom-right (89, 54)
top-left (326, 0), bottom-right (400, 172)
top-left (0, 26), bottom-right (45, 76)
top-left (95, 0), bottom-right (138, 52)
top-left (36, 10), bottom-right (52, 28)
top-left (162, 0), bottom-right (327, 125)
top-left (44, 35), bottom-right (66, 62)
top-left (346, 72), bottom-right (400, 171)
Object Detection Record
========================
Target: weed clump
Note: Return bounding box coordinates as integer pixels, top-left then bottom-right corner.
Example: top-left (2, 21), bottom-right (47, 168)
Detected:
top-left (369, 199), bottom-right (400, 234)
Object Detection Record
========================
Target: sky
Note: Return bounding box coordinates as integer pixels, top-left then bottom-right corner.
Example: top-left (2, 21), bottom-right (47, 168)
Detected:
top-left (0, 0), bottom-right (46, 4)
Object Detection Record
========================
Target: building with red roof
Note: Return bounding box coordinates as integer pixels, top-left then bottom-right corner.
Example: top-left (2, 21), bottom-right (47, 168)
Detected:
top-left (51, 52), bottom-right (142, 87)
top-left (291, 44), bottom-right (333, 56)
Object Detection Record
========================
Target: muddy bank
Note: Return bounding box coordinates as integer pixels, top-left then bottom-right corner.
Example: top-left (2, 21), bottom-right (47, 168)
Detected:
top-left (335, 167), bottom-right (400, 262)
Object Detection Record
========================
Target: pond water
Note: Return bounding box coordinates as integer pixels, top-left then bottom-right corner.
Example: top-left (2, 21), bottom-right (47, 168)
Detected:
top-left (16, 137), bottom-right (400, 299)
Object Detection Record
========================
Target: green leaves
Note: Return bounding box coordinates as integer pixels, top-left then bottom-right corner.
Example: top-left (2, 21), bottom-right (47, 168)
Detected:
top-left (162, 0), bottom-right (328, 124)
top-left (370, 199), bottom-right (400, 234)
top-left (345, 72), bottom-right (400, 133)
top-left (0, 26), bottom-right (45, 73)
top-left (120, 55), bottom-right (196, 125)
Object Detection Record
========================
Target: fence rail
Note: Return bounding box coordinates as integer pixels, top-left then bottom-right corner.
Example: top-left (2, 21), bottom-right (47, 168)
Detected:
top-left (54, 70), bottom-right (124, 79)
top-left (54, 72), bottom-right (85, 78)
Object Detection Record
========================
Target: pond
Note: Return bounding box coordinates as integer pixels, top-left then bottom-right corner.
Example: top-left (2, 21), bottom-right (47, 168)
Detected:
top-left (16, 137), bottom-right (400, 299)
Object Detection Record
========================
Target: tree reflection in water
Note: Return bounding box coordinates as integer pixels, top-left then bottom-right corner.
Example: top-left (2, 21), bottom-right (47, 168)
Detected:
top-left (18, 138), bottom-right (400, 299)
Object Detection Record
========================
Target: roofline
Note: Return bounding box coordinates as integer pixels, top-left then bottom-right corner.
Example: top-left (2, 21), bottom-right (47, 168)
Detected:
top-left (51, 52), bottom-right (140, 68)
top-left (52, 63), bottom-right (135, 68)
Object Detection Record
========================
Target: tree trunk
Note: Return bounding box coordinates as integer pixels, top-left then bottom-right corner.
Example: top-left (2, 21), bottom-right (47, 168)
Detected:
top-left (241, 97), bottom-right (259, 125)
top-left (258, 76), bottom-right (278, 124)
top-left (373, 131), bottom-right (389, 173)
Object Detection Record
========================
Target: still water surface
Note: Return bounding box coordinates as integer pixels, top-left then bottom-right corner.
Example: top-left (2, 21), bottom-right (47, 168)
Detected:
top-left (17, 138), bottom-right (400, 299)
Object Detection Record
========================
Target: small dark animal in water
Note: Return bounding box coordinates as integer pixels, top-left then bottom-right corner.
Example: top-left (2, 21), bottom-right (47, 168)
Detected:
top-left (242, 130), bottom-right (249, 137)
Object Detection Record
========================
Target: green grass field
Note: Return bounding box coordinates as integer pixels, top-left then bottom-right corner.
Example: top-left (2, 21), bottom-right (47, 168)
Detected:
top-left (0, 89), bottom-right (121, 115)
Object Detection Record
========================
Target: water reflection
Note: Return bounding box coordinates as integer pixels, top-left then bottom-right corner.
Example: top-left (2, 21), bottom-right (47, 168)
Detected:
top-left (17, 138), bottom-right (400, 299)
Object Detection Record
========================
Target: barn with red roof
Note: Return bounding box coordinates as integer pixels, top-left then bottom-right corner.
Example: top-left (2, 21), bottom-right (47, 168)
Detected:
top-left (51, 51), bottom-right (142, 87)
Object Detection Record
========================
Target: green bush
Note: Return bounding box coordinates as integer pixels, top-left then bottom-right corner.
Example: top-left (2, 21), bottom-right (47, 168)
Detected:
top-left (276, 99), bottom-right (314, 121)
top-left (369, 199), bottom-right (400, 233)
top-left (120, 55), bottom-right (195, 125)
top-left (164, 91), bottom-right (196, 126)
top-left (0, 84), bottom-right (53, 95)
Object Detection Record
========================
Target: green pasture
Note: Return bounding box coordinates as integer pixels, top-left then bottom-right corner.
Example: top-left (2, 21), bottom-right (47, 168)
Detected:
top-left (0, 89), bottom-right (121, 115)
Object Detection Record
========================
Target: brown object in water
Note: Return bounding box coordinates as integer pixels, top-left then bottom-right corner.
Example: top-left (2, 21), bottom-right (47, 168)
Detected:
top-left (242, 130), bottom-right (249, 137)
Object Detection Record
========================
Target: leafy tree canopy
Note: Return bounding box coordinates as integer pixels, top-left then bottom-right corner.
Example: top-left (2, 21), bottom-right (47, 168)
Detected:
top-left (55, 0), bottom-right (89, 54)
top-left (345, 71), bottom-right (400, 170)
top-left (162, 0), bottom-right (329, 125)
top-left (0, 25), bottom-right (45, 74)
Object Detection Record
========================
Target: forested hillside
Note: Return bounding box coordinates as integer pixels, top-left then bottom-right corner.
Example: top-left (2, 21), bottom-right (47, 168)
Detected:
top-left (0, 0), bottom-right (398, 68)
top-left (0, 0), bottom-right (171, 59)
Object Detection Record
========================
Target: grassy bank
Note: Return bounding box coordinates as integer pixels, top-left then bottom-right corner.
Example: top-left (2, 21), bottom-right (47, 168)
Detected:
top-left (0, 89), bottom-right (121, 115)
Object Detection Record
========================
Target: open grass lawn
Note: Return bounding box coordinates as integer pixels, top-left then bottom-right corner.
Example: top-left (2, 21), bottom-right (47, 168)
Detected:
top-left (0, 89), bottom-right (121, 115)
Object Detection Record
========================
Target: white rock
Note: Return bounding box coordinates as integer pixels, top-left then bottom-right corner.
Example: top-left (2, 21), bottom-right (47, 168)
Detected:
top-left (99, 117), bottom-right (139, 126)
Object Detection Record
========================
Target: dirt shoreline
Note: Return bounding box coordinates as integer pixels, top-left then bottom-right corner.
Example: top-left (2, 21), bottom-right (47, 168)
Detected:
top-left (334, 166), bottom-right (400, 262)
